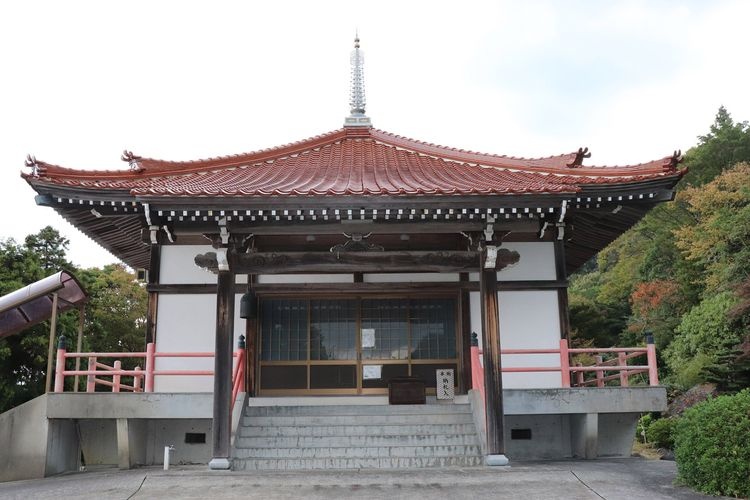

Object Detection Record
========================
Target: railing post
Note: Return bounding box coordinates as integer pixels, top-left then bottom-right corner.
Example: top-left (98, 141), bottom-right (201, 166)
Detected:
top-left (559, 339), bottom-right (571, 388)
top-left (54, 336), bottom-right (67, 393)
top-left (87, 356), bottom-right (96, 392)
top-left (595, 355), bottom-right (604, 388)
top-left (145, 342), bottom-right (155, 392)
top-left (134, 366), bottom-right (142, 392)
top-left (470, 332), bottom-right (485, 400)
top-left (645, 333), bottom-right (659, 386)
top-left (113, 360), bottom-right (122, 393)
top-left (237, 335), bottom-right (246, 394)
top-left (618, 352), bottom-right (629, 387)
top-left (576, 363), bottom-right (584, 386)
top-left (237, 335), bottom-right (247, 392)
top-left (231, 337), bottom-right (246, 411)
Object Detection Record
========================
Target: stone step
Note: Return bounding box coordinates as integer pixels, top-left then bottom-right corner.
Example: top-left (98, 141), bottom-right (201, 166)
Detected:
top-left (242, 413), bottom-right (473, 427)
top-left (239, 423), bottom-right (478, 438)
top-left (234, 444), bottom-right (482, 459)
top-left (245, 404), bottom-right (471, 417)
top-left (235, 433), bottom-right (480, 448)
top-left (232, 455), bottom-right (484, 470)
top-left (233, 401), bottom-right (483, 470)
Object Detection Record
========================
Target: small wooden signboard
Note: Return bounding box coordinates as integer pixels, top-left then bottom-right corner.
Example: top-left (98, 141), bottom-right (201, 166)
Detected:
top-left (388, 376), bottom-right (426, 405)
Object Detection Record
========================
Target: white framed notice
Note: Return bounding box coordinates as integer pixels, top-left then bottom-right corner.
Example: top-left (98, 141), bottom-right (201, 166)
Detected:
top-left (363, 365), bottom-right (382, 380)
top-left (361, 328), bottom-right (376, 348)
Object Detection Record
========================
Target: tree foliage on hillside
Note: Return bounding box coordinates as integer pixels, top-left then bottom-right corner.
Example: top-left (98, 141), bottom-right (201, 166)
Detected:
top-left (569, 107), bottom-right (750, 391)
top-left (0, 228), bottom-right (147, 412)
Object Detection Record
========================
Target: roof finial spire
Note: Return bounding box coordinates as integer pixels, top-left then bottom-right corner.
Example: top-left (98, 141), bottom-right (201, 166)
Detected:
top-left (344, 33), bottom-right (371, 128)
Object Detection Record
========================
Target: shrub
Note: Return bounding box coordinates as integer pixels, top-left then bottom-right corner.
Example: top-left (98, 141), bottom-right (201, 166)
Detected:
top-left (646, 417), bottom-right (677, 449)
top-left (635, 413), bottom-right (653, 442)
top-left (673, 389), bottom-right (750, 497)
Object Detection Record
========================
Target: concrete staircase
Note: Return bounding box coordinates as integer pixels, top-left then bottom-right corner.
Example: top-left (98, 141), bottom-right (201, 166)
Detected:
top-left (232, 399), bottom-right (483, 470)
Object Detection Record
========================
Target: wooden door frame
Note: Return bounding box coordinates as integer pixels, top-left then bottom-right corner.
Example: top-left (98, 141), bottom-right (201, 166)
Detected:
top-left (254, 292), bottom-right (462, 396)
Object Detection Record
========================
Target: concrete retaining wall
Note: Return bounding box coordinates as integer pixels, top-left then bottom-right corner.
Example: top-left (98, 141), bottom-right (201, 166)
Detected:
top-left (469, 387), bottom-right (667, 461)
top-left (0, 393), bottom-right (221, 482)
top-left (0, 396), bottom-right (81, 482)
top-left (0, 396), bottom-right (51, 482)
top-left (1, 388), bottom-right (665, 481)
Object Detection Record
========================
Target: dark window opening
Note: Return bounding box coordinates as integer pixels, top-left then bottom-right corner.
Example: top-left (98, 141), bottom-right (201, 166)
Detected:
top-left (185, 432), bottom-right (206, 444)
top-left (511, 428), bottom-right (532, 440)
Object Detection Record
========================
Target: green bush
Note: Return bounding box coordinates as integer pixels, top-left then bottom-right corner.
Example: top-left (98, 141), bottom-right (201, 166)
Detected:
top-left (635, 413), bottom-right (653, 442)
top-left (646, 417), bottom-right (677, 449)
top-left (674, 389), bottom-right (750, 497)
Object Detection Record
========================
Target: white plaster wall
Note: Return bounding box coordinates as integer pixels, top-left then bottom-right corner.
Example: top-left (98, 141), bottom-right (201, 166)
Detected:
top-left (469, 242), bottom-right (557, 282)
top-left (257, 274), bottom-right (354, 284)
top-left (498, 242), bottom-right (556, 281)
top-left (154, 294), bottom-right (246, 392)
top-left (470, 290), bottom-right (562, 389)
top-left (160, 245), bottom-right (217, 284)
top-left (363, 273), bottom-right (460, 283)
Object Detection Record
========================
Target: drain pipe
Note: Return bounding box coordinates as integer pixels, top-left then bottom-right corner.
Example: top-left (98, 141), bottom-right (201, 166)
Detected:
top-left (163, 445), bottom-right (175, 471)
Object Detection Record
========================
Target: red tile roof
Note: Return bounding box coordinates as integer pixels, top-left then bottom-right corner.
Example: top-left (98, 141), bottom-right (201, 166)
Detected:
top-left (24, 127), bottom-right (684, 197)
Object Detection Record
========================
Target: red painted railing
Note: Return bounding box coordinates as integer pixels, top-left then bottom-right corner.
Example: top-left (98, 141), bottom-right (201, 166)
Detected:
top-left (54, 339), bottom-right (247, 408)
top-left (470, 338), bottom-right (659, 393)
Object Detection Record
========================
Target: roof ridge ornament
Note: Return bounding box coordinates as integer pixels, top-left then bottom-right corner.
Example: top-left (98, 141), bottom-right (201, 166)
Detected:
top-left (24, 154), bottom-right (40, 176)
top-left (663, 150), bottom-right (682, 172)
top-left (344, 33), bottom-right (372, 128)
top-left (566, 147), bottom-right (591, 168)
top-left (121, 150), bottom-right (144, 172)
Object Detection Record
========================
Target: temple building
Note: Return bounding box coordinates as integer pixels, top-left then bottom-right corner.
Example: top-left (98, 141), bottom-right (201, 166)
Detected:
top-left (7, 38), bottom-right (683, 475)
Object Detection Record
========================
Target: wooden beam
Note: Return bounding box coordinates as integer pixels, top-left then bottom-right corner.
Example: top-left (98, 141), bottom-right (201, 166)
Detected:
top-left (166, 219), bottom-right (539, 236)
top-left (210, 270), bottom-right (235, 469)
top-left (194, 250), bottom-right (520, 274)
top-left (175, 221), bottom-right (489, 236)
top-left (146, 279), bottom-right (569, 295)
top-left (138, 193), bottom-right (573, 210)
top-left (480, 255), bottom-right (505, 457)
top-left (195, 250), bottom-right (481, 274)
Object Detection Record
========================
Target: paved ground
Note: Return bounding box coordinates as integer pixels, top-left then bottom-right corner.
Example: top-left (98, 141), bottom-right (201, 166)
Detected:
top-left (0, 459), bottom-right (717, 500)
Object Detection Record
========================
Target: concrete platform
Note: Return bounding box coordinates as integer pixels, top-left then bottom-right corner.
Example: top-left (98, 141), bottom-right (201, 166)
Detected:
top-left (0, 459), bottom-right (715, 499)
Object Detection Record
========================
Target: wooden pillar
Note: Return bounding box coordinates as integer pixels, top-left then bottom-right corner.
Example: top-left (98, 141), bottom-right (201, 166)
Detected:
top-left (74, 306), bottom-right (85, 392)
top-left (245, 275), bottom-right (257, 397)
top-left (554, 239), bottom-right (571, 340)
top-left (46, 292), bottom-right (59, 393)
top-left (145, 245), bottom-right (161, 345)
top-left (209, 269), bottom-right (235, 469)
top-left (479, 257), bottom-right (506, 463)
top-left (459, 273), bottom-right (472, 393)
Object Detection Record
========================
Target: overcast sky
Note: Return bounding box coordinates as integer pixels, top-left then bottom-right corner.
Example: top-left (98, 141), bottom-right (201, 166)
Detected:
top-left (1, 0), bottom-right (748, 269)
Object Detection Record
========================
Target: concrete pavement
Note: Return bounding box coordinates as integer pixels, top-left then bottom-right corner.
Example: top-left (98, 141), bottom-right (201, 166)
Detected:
top-left (0, 459), bottom-right (716, 500)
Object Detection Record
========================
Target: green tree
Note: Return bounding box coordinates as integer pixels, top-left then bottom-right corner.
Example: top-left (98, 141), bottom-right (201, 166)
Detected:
top-left (674, 163), bottom-right (750, 294)
top-left (664, 292), bottom-right (741, 388)
top-left (78, 264), bottom-right (147, 355)
top-left (24, 226), bottom-right (71, 272)
top-left (0, 228), bottom-right (147, 411)
top-left (0, 233), bottom-right (74, 411)
top-left (682, 106), bottom-right (750, 186)
top-left (568, 107), bottom-right (750, 389)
